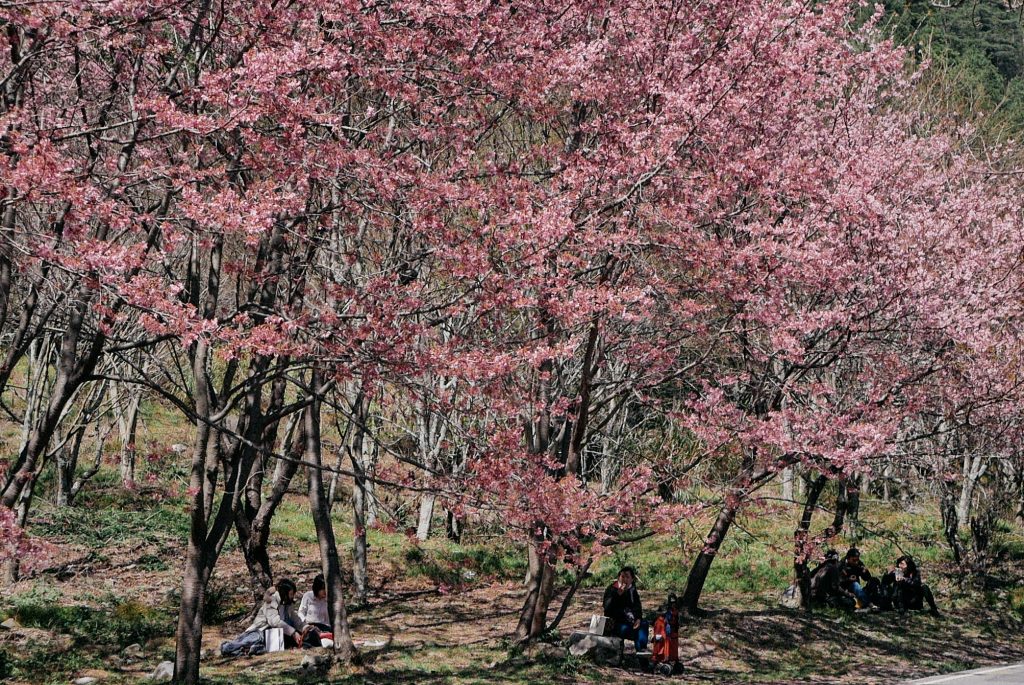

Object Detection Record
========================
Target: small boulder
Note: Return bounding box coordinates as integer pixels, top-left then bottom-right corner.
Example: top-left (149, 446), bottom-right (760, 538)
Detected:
top-left (122, 643), bottom-right (143, 657)
top-left (1, 618), bottom-right (19, 630)
top-left (73, 678), bottom-right (98, 685)
top-left (567, 631), bottom-right (623, 666)
top-left (300, 653), bottom-right (332, 675)
top-left (524, 642), bottom-right (564, 661)
top-left (148, 661), bottom-right (174, 682)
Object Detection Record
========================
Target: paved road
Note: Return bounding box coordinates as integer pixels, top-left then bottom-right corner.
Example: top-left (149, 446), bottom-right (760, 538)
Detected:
top-left (907, 663), bottom-right (1024, 684)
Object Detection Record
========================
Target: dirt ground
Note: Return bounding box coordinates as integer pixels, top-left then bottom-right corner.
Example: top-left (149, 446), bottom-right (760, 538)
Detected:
top-left (3, 503), bottom-right (1023, 685)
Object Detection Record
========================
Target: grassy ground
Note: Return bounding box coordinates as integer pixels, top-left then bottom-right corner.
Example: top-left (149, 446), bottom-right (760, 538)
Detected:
top-left (0, 474), bottom-right (1022, 685)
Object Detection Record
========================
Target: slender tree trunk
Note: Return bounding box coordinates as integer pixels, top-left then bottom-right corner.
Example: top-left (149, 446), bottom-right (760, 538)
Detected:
top-left (236, 428), bottom-right (301, 603)
top-left (781, 467), bottom-right (794, 502)
top-left (1, 295), bottom-right (101, 509)
top-left (174, 542), bottom-right (207, 685)
top-left (940, 483), bottom-right (966, 567)
top-left (794, 475), bottom-right (828, 610)
top-left (416, 493), bottom-right (436, 542)
top-left (681, 498), bottom-right (739, 615)
top-left (846, 477), bottom-right (861, 525)
top-left (174, 339), bottom-right (216, 685)
top-left (516, 536), bottom-right (556, 640)
top-left (680, 452), bottom-right (773, 616)
top-left (347, 388), bottom-right (371, 605)
top-left (55, 428), bottom-right (86, 507)
top-left (957, 454), bottom-right (987, 525)
top-left (445, 509), bottom-right (462, 542)
top-left (115, 384), bottom-right (142, 487)
top-left (304, 376), bottom-right (356, 663)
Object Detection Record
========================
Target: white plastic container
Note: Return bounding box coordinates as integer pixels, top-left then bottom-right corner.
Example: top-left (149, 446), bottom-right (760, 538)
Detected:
top-left (588, 615), bottom-right (609, 635)
top-left (265, 627), bottom-right (285, 652)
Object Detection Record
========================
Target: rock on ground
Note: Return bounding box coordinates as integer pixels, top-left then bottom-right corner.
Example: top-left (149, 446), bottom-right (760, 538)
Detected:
top-left (567, 631), bottom-right (623, 666)
top-left (524, 642), bottom-right (565, 661)
top-left (148, 661), bottom-right (174, 682)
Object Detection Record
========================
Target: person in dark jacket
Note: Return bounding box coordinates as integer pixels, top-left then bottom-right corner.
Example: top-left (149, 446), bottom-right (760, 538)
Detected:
top-left (809, 550), bottom-right (855, 609)
top-left (881, 555), bottom-right (940, 616)
top-left (603, 566), bottom-right (649, 652)
top-left (840, 548), bottom-right (880, 611)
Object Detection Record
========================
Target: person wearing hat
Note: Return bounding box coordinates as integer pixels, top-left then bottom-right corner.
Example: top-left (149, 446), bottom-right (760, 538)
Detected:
top-left (602, 566), bottom-right (649, 652)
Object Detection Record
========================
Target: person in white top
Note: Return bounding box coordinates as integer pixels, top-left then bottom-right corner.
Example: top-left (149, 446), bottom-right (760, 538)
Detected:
top-left (298, 574), bottom-right (331, 632)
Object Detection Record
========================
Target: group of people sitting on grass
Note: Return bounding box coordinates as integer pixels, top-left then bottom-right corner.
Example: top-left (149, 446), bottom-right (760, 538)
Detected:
top-left (220, 574), bottom-right (334, 656)
top-left (601, 552), bottom-right (940, 661)
top-left (808, 548), bottom-right (940, 615)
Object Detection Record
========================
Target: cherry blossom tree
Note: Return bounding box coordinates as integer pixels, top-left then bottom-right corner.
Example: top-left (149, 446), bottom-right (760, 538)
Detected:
top-left (5, 1), bottom-right (1024, 683)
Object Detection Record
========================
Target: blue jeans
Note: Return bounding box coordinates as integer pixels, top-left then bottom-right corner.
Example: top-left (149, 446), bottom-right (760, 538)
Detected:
top-left (850, 581), bottom-right (869, 606)
top-left (615, 620), bottom-right (649, 651)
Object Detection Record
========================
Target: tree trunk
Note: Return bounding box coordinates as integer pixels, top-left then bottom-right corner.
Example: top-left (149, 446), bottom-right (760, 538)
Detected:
top-left (939, 483), bottom-right (965, 567)
top-left (781, 467), bottom-right (794, 502)
top-left (516, 536), bottom-right (556, 640)
top-left (794, 474), bottom-right (828, 610)
top-left (114, 382), bottom-right (142, 488)
top-left (957, 454), bottom-right (987, 525)
top-left (174, 338), bottom-right (216, 685)
top-left (445, 508), bottom-right (462, 542)
top-left (304, 376), bottom-right (356, 663)
top-left (347, 386), bottom-right (371, 606)
top-left (416, 493), bottom-right (436, 542)
top-left (174, 541), bottom-right (207, 685)
top-left (680, 497), bottom-right (738, 615)
top-left (1, 294), bottom-right (103, 510)
top-left (846, 476), bottom-right (861, 525)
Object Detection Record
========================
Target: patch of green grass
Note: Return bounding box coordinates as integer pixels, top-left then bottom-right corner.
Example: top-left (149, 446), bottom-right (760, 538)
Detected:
top-left (29, 499), bottom-right (189, 549)
top-left (6, 646), bottom-right (106, 685)
top-left (1009, 587), bottom-right (1024, 617)
top-left (400, 538), bottom-right (527, 586)
top-left (7, 586), bottom-right (173, 648)
top-left (271, 500), bottom-right (319, 544)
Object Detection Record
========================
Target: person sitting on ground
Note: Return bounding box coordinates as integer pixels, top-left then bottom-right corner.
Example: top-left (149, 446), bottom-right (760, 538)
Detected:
top-left (247, 579), bottom-right (315, 647)
top-left (299, 573), bottom-right (332, 634)
top-left (881, 555), bottom-right (940, 617)
top-left (602, 566), bottom-right (649, 652)
top-left (220, 578), bottom-right (315, 656)
top-left (840, 547), bottom-right (880, 611)
top-left (809, 550), bottom-right (855, 609)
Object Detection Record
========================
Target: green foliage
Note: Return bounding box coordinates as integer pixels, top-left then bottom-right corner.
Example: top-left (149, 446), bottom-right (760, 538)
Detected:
top-left (8, 646), bottom-right (105, 685)
top-left (400, 539), bottom-right (526, 586)
top-left (883, 0), bottom-right (1024, 80)
top-left (8, 586), bottom-right (172, 648)
top-left (29, 501), bottom-right (189, 548)
top-left (1009, 587), bottom-right (1024, 617)
top-left (880, 0), bottom-right (1024, 134)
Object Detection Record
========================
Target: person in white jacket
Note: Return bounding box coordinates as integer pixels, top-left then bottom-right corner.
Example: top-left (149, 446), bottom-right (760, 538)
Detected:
top-left (298, 574), bottom-right (331, 633)
top-left (242, 578), bottom-right (313, 648)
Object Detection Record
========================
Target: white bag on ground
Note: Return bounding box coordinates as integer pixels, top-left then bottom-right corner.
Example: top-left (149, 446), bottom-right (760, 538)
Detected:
top-left (265, 627), bottom-right (285, 653)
